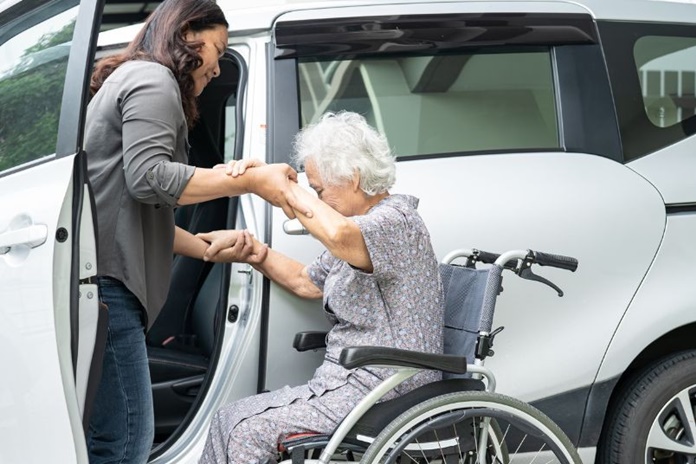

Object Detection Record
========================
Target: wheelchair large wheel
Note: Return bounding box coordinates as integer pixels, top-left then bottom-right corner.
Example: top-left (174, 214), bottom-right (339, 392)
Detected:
top-left (360, 390), bottom-right (581, 463)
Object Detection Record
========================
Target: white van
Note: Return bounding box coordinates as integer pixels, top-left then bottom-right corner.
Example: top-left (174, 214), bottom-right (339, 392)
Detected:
top-left (1, 0), bottom-right (696, 462)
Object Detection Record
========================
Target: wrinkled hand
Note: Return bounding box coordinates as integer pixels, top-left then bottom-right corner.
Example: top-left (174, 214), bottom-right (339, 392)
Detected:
top-left (247, 163), bottom-right (313, 219)
top-left (213, 158), bottom-right (267, 177)
top-left (196, 229), bottom-right (268, 264)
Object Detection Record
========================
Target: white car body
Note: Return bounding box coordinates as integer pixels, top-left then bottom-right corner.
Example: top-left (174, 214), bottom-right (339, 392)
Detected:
top-left (1, 0), bottom-right (695, 463)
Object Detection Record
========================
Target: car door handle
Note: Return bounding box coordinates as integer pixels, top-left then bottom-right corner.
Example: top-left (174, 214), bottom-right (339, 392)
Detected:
top-left (0, 224), bottom-right (48, 254)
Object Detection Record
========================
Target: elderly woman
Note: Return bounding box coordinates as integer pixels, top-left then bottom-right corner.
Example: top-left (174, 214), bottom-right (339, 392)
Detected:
top-left (198, 111), bottom-right (443, 464)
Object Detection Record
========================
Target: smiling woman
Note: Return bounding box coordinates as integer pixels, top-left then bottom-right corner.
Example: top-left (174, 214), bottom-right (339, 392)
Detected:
top-left (81, 0), bottom-right (304, 462)
top-left (185, 26), bottom-right (228, 96)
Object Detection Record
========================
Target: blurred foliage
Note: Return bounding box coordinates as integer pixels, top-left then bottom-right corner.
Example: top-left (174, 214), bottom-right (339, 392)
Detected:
top-left (0, 20), bottom-right (75, 172)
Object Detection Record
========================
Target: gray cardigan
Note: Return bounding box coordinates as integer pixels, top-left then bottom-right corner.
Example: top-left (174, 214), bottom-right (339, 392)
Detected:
top-left (85, 60), bottom-right (195, 327)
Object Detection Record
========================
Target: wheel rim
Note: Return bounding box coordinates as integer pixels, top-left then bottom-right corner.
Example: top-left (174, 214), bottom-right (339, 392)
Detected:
top-left (646, 385), bottom-right (696, 463)
top-left (371, 399), bottom-right (575, 464)
top-left (383, 410), bottom-right (507, 463)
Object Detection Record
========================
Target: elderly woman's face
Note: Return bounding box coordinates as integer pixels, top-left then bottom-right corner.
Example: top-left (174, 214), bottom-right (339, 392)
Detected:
top-left (305, 159), bottom-right (363, 216)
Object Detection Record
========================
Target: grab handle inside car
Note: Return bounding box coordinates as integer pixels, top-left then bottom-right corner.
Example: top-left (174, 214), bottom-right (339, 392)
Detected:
top-left (283, 218), bottom-right (309, 235)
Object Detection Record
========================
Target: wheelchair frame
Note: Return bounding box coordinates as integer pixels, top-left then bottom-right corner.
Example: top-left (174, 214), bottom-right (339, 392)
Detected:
top-left (278, 248), bottom-right (581, 464)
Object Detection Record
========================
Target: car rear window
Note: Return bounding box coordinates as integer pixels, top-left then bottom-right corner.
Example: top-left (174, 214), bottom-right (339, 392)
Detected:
top-left (600, 21), bottom-right (696, 162)
top-left (635, 36), bottom-right (696, 130)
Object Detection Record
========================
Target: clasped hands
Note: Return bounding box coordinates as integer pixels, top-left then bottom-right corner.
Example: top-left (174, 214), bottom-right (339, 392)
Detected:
top-left (197, 229), bottom-right (267, 264)
top-left (197, 158), bottom-right (304, 264)
top-left (233, 159), bottom-right (312, 220)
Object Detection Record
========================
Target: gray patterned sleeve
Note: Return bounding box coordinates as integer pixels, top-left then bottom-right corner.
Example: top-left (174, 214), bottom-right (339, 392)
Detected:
top-left (352, 205), bottom-right (410, 281)
top-left (306, 250), bottom-right (337, 290)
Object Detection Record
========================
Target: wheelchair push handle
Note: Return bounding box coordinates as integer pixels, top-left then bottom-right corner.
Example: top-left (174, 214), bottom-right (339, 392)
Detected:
top-left (492, 249), bottom-right (579, 297)
top-left (532, 251), bottom-right (578, 272)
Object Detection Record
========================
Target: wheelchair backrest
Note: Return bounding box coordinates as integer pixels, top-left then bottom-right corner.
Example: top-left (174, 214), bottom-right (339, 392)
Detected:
top-left (439, 263), bottom-right (489, 378)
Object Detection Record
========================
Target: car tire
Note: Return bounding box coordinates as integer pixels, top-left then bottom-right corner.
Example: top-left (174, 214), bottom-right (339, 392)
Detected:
top-left (598, 349), bottom-right (696, 463)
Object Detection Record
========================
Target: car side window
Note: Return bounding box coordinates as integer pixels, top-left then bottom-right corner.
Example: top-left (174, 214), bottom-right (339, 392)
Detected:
top-left (0, 4), bottom-right (78, 172)
top-left (600, 22), bottom-right (696, 162)
top-left (298, 50), bottom-right (559, 158)
top-left (635, 36), bottom-right (696, 130)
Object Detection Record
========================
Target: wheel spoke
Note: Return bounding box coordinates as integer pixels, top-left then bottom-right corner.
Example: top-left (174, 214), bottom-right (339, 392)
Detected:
top-left (362, 392), bottom-right (578, 464)
top-left (675, 388), bottom-right (696, 444)
top-left (509, 433), bottom-right (527, 463)
top-left (453, 419), bottom-right (463, 462)
top-left (433, 428), bottom-right (446, 463)
top-left (475, 418), bottom-right (494, 464)
top-left (414, 436), bottom-right (428, 463)
top-left (526, 443), bottom-right (545, 463)
top-left (647, 388), bottom-right (696, 454)
top-left (647, 430), bottom-right (696, 455)
top-left (493, 423), bottom-right (511, 464)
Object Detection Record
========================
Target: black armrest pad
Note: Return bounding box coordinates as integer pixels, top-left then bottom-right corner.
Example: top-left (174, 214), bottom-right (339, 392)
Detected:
top-left (293, 331), bottom-right (328, 352)
top-left (339, 346), bottom-right (468, 374)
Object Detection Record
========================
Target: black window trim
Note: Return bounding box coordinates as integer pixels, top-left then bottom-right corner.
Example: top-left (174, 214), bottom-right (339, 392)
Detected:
top-left (0, 0), bottom-right (77, 46)
top-left (56, 0), bottom-right (105, 157)
top-left (599, 20), bottom-right (696, 163)
top-left (268, 44), bottom-right (300, 166)
top-left (666, 203), bottom-right (696, 215)
top-left (553, 42), bottom-right (623, 162)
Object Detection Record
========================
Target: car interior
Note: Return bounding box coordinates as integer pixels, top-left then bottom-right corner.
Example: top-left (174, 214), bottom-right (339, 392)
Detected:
top-left (143, 53), bottom-right (243, 444)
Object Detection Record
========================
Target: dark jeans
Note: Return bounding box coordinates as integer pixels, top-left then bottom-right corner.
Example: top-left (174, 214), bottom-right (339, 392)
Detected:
top-left (87, 277), bottom-right (154, 464)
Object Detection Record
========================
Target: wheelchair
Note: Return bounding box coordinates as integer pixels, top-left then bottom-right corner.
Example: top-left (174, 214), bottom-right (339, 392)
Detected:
top-left (277, 248), bottom-right (582, 464)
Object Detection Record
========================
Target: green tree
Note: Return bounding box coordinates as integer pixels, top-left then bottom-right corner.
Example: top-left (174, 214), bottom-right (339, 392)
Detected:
top-left (0, 20), bottom-right (75, 171)
top-left (24, 21), bottom-right (76, 55)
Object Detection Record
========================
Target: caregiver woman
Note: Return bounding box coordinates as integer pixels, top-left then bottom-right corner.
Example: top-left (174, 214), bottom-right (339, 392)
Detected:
top-left (83, 0), bottom-right (306, 462)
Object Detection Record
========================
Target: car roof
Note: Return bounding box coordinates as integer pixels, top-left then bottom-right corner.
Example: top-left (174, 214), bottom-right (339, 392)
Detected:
top-left (221, 0), bottom-right (696, 28)
top-left (97, 0), bottom-right (696, 47)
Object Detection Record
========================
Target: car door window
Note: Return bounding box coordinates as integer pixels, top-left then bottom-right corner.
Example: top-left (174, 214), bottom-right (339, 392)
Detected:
top-left (298, 50), bottom-right (559, 158)
top-left (0, 3), bottom-right (78, 172)
top-left (635, 36), bottom-right (696, 129)
top-left (600, 22), bottom-right (696, 161)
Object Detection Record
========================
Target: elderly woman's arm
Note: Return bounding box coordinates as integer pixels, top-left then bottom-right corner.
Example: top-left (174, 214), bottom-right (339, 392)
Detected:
top-left (289, 183), bottom-right (373, 272)
top-left (216, 158), bottom-right (372, 270)
top-left (197, 230), bottom-right (322, 299)
top-left (252, 248), bottom-right (322, 299)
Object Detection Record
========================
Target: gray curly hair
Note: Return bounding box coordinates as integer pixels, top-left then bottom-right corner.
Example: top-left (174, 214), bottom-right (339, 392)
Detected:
top-left (292, 111), bottom-right (396, 196)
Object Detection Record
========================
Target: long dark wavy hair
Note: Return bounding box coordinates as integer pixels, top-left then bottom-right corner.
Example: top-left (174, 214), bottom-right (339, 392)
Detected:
top-left (91, 0), bottom-right (228, 126)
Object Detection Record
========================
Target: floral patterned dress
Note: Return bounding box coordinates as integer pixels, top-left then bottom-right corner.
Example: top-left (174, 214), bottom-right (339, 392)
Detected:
top-left (199, 194), bottom-right (443, 464)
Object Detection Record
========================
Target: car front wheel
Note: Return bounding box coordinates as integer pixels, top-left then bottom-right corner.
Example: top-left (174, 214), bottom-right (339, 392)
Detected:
top-left (599, 350), bottom-right (696, 463)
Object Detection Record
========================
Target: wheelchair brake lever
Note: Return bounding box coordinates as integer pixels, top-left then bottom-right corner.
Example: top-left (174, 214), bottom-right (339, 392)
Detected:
top-left (519, 265), bottom-right (564, 297)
